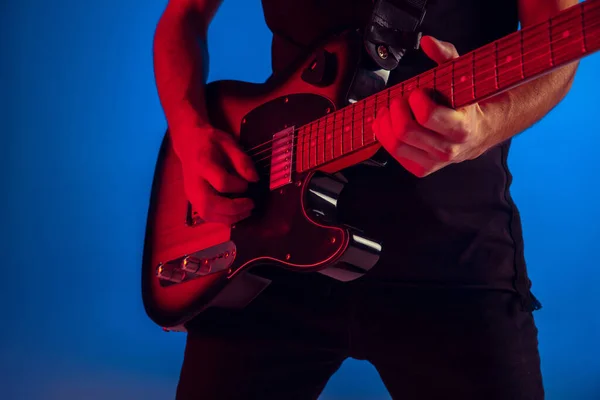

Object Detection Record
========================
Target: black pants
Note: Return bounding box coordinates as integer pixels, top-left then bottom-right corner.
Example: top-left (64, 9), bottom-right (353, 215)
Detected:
top-left (176, 275), bottom-right (544, 400)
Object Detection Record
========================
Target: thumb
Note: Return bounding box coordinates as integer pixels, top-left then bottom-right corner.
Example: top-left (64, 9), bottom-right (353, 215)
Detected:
top-left (420, 36), bottom-right (459, 64)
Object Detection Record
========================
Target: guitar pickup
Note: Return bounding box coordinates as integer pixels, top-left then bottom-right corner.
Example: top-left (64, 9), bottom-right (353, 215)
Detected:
top-left (269, 126), bottom-right (295, 191)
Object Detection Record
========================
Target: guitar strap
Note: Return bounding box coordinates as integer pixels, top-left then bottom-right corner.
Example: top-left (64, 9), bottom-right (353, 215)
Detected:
top-left (364, 0), bottom-right (429, 71)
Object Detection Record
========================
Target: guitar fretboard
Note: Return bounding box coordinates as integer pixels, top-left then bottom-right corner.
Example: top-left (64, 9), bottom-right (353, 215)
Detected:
top-left (295, 0), bottom-right (600, 173)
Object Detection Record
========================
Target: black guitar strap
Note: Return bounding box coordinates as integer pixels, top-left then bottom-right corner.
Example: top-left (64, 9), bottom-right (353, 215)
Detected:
top-left (364, 0), bottom-right (429, 71)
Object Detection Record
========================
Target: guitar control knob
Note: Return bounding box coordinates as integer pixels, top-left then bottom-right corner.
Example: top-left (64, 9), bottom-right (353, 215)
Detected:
top-left (181, 256), bottom-right (211, 275)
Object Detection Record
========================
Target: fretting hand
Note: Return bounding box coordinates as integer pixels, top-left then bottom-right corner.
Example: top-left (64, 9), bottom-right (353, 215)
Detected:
top-left (373, 36), bottom-right (490, 178)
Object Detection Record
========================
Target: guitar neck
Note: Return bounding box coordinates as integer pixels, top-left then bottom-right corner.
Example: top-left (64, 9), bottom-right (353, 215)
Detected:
top-left (295, 0), bottom-right (600, 173)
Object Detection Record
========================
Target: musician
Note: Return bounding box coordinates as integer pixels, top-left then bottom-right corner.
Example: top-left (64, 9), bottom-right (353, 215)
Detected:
top-left (153, 0), bottom-right (579, 398)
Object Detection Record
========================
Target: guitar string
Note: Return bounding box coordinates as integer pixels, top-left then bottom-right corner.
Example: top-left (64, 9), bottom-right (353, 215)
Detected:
top-left (244, 4), bottom-right (596, 159)
top-left (255, 26), bottom-right (599, 173)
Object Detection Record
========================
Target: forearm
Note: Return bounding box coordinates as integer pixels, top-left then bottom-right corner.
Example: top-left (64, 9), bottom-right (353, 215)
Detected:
top-left (478, 0), bottom-right (579, 150)
top-left (153, 1), bottom-right (218, 157)
top-left (478, 62), bottom-right (578, 150)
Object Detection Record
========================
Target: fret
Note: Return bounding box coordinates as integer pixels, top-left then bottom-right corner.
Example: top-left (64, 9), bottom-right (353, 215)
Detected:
top-left (494, 41), bottom-right (499, 89)
top-left (332, 111), bottom-right (342, 159)
top-left (353, 102), bottom-right (362, 150)
top-left (453, 54), bottom-right (474, 106)
top-left (317, 117), bottom-right (326, 165)
top-left (366, 97), bottom-right (375, 143)
top-left (361, 100), bottom-right (366, 146)
top-left (324, 114), bottom-right (332, 162)
top-left (450, 61), bottom-right (456, 107)
top-left (523, 22), bottom-right (552, 78)
top-left (329, 113), bottom-right (335, 161)
top-left (496, 33), bottom-right (522, 90)
top-left (350, 102), bottom-right (357, 152)
top-left (404, 78), bottom-right (418, 94)
top-left (582, 3), bottom-right (588, 52)
top-left (298, 126), bottom-right (304, 172)
top-left (473, 43), bottom-right (497, 100)
top-left (433, 62), bottom-right (453, 107)
top-left (551, 9), bottom-right (584, 66)
top-left (341, 107), bottom-right (352, 154)
top-left (471, 51), bottom-right (476, 99)
top-left (583, 1), bottom-right (600, 51)
top-left (324, 115), bottom-right (329, 163)
top-left (387, 87), bottom-right (391, 108)
top-left (295, 127), bottom-right (302, 172)
top-left (332, 113), bottom-right (338, 159)
top-left (519, 30), bottom-right (525, 79)
top-left (549, 18), bottom-right (555, 67)
top-left (304, 126), bottom-right (311, 171)
top-left (311, 122), bottom-right (318, 168)
top-left (418, 70), bottom-right (434, 90)
top-left (372, 94), bottom-right (378, 122)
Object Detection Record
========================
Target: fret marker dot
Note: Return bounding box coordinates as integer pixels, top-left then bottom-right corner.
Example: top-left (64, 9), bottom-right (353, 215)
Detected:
top-left (460, 76), bottom-right (466, 83)
top-left (366, 116), bottom-right (373, 122)
top-left (506, 55), bottom-right (512, 62)
top-left (344, 126), bottom-right (351, 132)
top-left (563, 30), bottom-right (570, 39)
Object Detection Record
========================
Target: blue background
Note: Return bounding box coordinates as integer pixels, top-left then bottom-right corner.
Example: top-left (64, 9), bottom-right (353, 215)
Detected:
top-left (1, 0), bottom-right (599, 399)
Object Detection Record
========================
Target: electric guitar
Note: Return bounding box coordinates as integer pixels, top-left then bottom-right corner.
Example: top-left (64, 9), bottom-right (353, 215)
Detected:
top-left (142, 0), bottom-right (600, 331)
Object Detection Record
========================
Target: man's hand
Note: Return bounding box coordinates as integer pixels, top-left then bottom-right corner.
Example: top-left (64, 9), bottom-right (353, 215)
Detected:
top-left (175, 124), bottom-right (259, 225)
top-left (373, 36), bottom-right (490, 178)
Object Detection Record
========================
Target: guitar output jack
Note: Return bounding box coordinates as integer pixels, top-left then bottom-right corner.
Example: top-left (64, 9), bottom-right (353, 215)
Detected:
top-left (377, 45), bottom-right (389, 60)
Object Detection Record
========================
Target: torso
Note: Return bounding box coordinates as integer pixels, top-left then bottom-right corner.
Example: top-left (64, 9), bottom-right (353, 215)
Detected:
top-left (259, 0), bottom-right (530, 296)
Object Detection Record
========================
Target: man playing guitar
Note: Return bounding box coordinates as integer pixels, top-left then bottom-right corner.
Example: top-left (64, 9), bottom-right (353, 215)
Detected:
top-left (152, 0), bottom-right (580, 398)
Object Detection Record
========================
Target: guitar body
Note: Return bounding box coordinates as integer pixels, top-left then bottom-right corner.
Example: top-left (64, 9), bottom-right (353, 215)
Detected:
top-left (142, 30), bottom-right (383, 330)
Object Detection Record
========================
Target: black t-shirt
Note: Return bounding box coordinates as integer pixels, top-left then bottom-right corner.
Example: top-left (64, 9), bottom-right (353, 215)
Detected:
top-left (259, 0), bottom-right (536, 303)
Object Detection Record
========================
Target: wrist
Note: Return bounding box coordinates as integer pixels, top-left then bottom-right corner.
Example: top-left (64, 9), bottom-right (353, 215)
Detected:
top-left (169, 115), bottom-right (213, 157)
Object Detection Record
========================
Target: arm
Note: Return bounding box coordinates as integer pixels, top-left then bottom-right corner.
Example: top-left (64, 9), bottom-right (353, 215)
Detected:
top-left (153, 0), bottom-right (222, 159)
top-left (475, 0), bottom-right (579, 152)
top-left (153, 0), bottom-right (259, 224)
top-left (373, 0), bottom-right (580, 178)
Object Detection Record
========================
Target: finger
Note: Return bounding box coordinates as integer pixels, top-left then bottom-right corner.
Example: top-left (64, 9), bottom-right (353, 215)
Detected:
top-left (221, 137), bottom-right (260, 183)
top-left (186, 179), bottom-right (254, 220)
top-left (375, 105), bottom-right (408, 163)
top-left (375, 100), bottom-right (446, 172)
top-left (420, 36), bottom-right (459, 64)
top-left (408, 89), bottom-right (469, 143)
top-left (397, 155), bottom-right (440, 178)
top-left (397, 124), bottom-right (457, 162)
top-left (374, 97), bottom-right (414, 144)
top-left (393, 143), bottom-right (437, 177)
top-left (201, 156), bottom-right (249, 193)
top-left (374, 106), bottom-right (395, 146)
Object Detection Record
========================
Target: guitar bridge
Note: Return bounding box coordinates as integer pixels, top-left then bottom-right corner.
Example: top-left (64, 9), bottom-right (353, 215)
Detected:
top-left (156, 241), bottom-right (236, 286)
